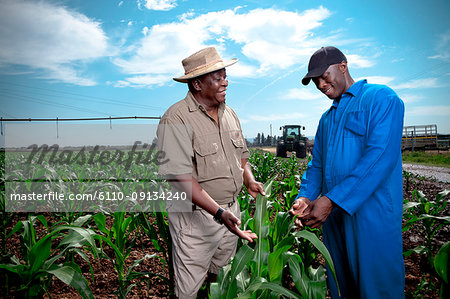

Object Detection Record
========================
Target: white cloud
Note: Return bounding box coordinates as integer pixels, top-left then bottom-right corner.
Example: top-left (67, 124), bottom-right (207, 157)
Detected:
top-left (282, 88), bottom-right (323, 100)
top-left (114, 6), bottom-right (379, 87)
top-left (358, 76), bottom-right (395, 85)
top-left (142, 27), bottom-right (150, 36)
top-left (346, 54), bottom-right (375, 68)
top-left (248, 112), bottom-right (306, 122)
top-left (429, 30), bottom-right (450, 62)
top-left (407, 105), bottom-right (450, 116)
top-left (113, 74), bottom-right (170, 88)
top-left (178, 10), bottom-right (195, 21)
top-left (397, 93), bottom-right (423, 103)
top-left (138, 0), bottom-right (177, 11)
top-left (391, 78), bottom-right (440, 90)
top-left (114, 6), bottom-right (336, 87)
top-left (392, 57), bottom-right (405, 63)
top-left (227, 62), bottom-right (259, 78)
top-left (118, 1), bottom-right (124, 7)
top-left (0, 0), bottom-right (108, 86)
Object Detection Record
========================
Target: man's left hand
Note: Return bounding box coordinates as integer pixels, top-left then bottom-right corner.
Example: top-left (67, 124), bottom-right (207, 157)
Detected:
top-left (299, 196), bottom-right (334, 229)
top-left (221, 210), bottom-right (258, 242)
top-left (247, 181), bottom-right (265, 199)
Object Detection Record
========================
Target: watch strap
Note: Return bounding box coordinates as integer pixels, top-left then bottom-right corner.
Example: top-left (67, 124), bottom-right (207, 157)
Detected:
top-left (213, 207), bottom-right (225, 224)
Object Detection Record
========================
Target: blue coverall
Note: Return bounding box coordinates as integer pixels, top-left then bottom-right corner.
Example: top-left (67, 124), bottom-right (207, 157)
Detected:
top-left (298, 80), bottom-right (405, 298)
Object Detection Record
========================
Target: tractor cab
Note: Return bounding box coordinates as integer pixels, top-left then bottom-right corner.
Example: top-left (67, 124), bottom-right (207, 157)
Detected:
top-left (276, 125), bottom-right (307, 158)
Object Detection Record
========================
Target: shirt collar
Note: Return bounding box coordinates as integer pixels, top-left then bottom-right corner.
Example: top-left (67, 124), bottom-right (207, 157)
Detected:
top-left (185, 91), bottom-right (225, 116)
top-left (344, 79), bottom-right (366, 98)
top-left (326, 79), bottom-right (367, 114)
top-left (186, 91), bottom-right (200, 112)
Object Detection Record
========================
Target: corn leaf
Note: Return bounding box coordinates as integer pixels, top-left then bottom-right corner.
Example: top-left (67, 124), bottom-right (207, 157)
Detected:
top-left (29, 235), bottom-right (52, 274)
top-left (295, 230), bottom-right (339, 296)
top-left (7, 220), bottom-right (24, 239)
top-left (434, 241), bottom-right (450, 284)
top-left (253, 179), bottom-right (273, 278)
top-left (308, 265), bottom-right (327, 298)
top-left (72, 214), bottom-right (92, 227)
top-left (238, 277), bottom-right (301, 299)
top-left (230, 244), bottom-right (254, 281)
top-left (218, 263), bottom-right (232, 291)
top-left (268, 235), bottom-right (294, 282)
top-left (418, 214), bottom-right (450, 222)
top-left (235, 266), bottom-right (251, 293)
top-left (403, 201), bottom-right (420, 214)
top-left (404, 245), bottom-right (429, 258)
top-left (224, 279), bottom-right (238, 299)
top-left (273, 211), bottom-right (294, 244)
top-left (210, 282), bottom-right (221, 299)
top-left (286, 253), bottom-right (308, 298)
top-left (47, 266), bottom-right (94, 299)
top-left (93, 212), bottom-right (108, 235)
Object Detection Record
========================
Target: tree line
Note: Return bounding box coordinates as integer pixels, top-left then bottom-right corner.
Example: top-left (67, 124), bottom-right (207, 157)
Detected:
top-left (246, 133), bottom-right (280, 146)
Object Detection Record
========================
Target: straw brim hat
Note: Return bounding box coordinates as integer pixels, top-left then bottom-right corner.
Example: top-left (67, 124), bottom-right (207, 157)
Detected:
top-left (173, 47), bottom-right (238, 83)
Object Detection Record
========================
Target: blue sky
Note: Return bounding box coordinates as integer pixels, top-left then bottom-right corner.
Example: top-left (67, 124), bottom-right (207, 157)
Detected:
top-left (0, 0), bottom-right (449, 141)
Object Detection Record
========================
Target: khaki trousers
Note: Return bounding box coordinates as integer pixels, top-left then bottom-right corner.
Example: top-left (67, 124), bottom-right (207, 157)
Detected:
top-left (168, 201), bottom-right (240, 299)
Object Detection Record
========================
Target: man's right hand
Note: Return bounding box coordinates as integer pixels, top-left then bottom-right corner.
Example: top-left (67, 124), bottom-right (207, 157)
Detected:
top-left (289, 197), bottom-right (311, 228)
top-left (221, 210), bottom-right (258, 242)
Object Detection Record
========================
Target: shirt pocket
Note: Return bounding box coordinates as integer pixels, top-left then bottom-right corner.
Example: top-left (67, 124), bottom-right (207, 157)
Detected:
top-left (193, 137), bottom-right (220, 181)
top-left (230, 135), bottom-right (244, 148)
top-left (230, 131), bottom-right (244, 159)
top-left (344, 111), bottom-right (366, 138)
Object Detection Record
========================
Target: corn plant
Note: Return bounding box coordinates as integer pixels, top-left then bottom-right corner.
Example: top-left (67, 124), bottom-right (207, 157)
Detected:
top-left (139, 211), bottom-right (175, 297)
top-left (249, 151), bottom-right (280, 183)
top-left (0, 215), bottom-right (99, 298)
top-left (93, 207), bottom-right (164, 298)
top-left (211, 179), bottom-right (339, 298)
top-left (403, 190), bottom-right (450, 263)
top-left (434, 241), bottom-right (449, 298)
top-left (403, 189), bottom-right (450, 297)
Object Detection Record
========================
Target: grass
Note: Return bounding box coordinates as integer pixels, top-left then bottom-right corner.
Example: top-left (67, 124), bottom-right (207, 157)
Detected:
top-left (402, 151), bottom-right (450, 168)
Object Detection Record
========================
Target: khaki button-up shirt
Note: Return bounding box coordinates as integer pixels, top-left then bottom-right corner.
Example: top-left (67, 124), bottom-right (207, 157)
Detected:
top-left (157, 91), bottom-right (249, 205)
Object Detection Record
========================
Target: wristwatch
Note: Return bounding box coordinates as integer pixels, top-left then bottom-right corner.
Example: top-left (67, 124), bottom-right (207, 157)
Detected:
top-left (213, 207), bottom-right (225, 224)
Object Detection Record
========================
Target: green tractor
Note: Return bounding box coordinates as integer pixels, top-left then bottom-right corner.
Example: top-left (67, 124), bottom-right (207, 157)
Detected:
top-left (276, 125), bottom-right (307, 158)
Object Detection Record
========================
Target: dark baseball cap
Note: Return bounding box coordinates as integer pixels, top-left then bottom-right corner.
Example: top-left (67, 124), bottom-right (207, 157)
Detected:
top-left (302, 46), bottom-right (347, 85)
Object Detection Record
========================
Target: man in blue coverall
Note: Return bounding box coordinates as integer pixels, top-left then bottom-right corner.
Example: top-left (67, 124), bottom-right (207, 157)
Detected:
top-left (289, 46), bottom-right (405, 298)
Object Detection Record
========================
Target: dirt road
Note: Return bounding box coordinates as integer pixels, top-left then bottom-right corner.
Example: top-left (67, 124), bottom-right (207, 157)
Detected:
top-left (403, 163), bottom-right (450, 183)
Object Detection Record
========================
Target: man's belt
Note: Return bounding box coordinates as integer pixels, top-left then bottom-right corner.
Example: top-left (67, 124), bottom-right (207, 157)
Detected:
top-left (192, 199), bottom-right (236, 211)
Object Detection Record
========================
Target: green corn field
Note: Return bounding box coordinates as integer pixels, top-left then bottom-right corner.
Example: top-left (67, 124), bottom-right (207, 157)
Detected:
top-left (0, 149), bottom-right (449, 298)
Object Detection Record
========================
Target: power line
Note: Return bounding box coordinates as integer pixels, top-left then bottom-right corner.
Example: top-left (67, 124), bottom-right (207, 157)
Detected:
top-left (0, 86), bottom-right (160, 111)
top-left (0, 89), bottom-right (115, 117)
top-left (0, 108), bottom-right (16, 119)
top-left (0, 80), bottom-right (163, 111)
top-left (402, 60), bottom-right (450, 82)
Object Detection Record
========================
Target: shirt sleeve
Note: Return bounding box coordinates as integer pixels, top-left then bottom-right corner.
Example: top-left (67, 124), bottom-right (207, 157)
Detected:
top-left (325, 90), bottom-right (405, 215)
top-left (297, 117), bottom-right (324, 201)
top-left (156, 114), bottom-right (193, 177)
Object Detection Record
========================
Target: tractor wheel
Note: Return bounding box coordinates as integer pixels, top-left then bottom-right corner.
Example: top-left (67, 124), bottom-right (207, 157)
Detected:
top-left (295, 143), bottom-right (307, 158)
top-left (276, 144), bottom-right (287, 158)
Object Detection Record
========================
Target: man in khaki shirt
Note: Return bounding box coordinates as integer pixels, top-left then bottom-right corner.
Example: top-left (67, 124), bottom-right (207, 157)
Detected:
top-left (157, 47), bottom-right (264, 299)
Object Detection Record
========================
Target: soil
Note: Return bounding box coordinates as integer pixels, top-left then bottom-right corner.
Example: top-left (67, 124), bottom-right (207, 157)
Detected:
top-left (1, 174), bottom-right (449, 298)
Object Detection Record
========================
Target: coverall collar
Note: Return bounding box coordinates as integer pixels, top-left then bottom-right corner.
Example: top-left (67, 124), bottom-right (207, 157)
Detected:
top-left (327, 79), bottom-right (367, 114)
